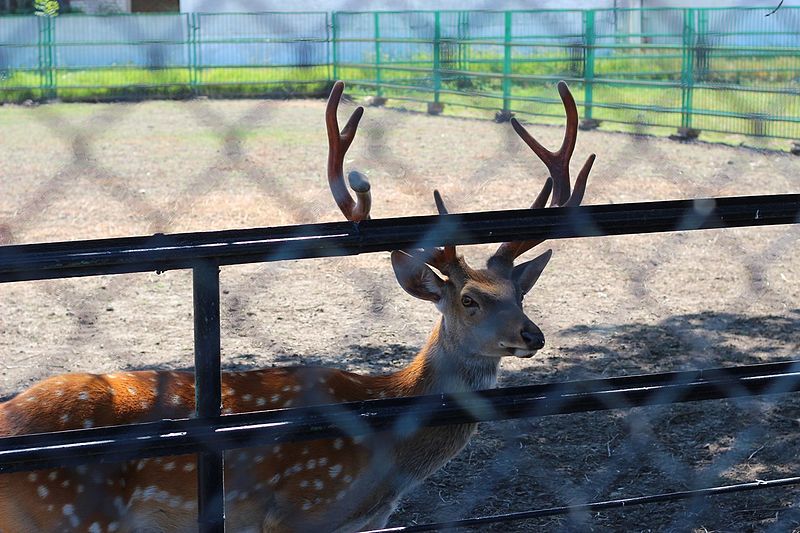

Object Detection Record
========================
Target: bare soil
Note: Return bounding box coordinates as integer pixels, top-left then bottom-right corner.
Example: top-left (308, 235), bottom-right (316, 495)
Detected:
top-left (0, 96), bottom-right (799, 532)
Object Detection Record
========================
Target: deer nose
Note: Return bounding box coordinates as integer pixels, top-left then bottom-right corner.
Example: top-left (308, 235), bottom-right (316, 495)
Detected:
top-left (521, 327), bottom-right (545, 350)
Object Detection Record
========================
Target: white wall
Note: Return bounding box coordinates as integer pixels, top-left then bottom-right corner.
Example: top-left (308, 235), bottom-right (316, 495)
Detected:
top-left (180, 0), bottom-right (615, 13)
top-left (180, 0), bottom-right (799, 12)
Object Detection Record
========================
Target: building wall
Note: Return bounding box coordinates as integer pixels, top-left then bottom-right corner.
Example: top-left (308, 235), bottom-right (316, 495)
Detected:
top-left (180, 0), bottom-right (800, 12)
top-left (132, 0), bottom-right (178, 11)
top-left (71, 0), bottom-right (130, 13)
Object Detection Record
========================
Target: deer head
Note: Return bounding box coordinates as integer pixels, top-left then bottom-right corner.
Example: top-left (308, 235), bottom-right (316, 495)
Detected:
top-left (326, 80), bottom-right (595, 364)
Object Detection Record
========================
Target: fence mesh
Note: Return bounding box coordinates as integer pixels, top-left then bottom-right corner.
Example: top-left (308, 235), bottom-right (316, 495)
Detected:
top-left (0, 4), bottom-right (799, 533)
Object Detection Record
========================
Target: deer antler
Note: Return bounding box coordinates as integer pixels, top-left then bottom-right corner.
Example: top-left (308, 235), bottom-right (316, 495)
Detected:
top-left (324, 82), bottom-right (457, 272)
top-left (327, 80), bottom-right (370, 221)
top-left (492, 81), bottom-right (596, 264)
top-left (404, 189), bottom-right (457, 273)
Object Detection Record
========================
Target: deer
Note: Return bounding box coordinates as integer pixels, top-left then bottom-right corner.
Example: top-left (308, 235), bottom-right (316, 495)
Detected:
top-left (0, 80), bottom-right (595, 532)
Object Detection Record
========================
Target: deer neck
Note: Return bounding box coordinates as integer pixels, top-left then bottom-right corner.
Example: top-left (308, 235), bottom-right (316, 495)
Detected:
top-left (386, 317), bottom-right (500, 396)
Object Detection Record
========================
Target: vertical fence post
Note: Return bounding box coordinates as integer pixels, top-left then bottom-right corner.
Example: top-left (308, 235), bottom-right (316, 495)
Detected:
top-left (677, 8), bottom-right (698, 139)
top-left (38, 15), bottom-right (55, 100)
top-left (374, 12), bottom-right (382, 98)
top-left (325, 11), bottom-right (332, 83)
top-left (193, 261), bottom-right (225, 533)
top-left (501, 11), bottom-right (512, 114)
top-left (428, 11), bottom-right (443, 114)
top-left (331, 11), bottom-right (339, 82)
top-left (580, 9), bottom-right (600, 130)
top-left (187, 13), bottom-right (199, 95)
top-left (37, 15), bottom-right (46, 99)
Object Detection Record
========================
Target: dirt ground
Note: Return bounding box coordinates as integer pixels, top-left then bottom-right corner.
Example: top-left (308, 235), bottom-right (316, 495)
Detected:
top-left (0, 95), bottom-right (799, 532)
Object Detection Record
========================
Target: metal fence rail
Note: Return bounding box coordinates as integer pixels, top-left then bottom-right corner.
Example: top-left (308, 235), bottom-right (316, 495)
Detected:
top-left (1, 7), bottom-right (798, 140)
top-left (0, 194), bottom-right (798, 531)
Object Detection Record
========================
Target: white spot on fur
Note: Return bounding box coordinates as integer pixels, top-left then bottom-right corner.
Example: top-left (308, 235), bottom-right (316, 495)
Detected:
top-left (37, 485), bottom-right (49, 498)
top-left (27, 473), bottom-right (37, 482)
top-left (271, 394), bottom-right (281, 403)
top-left (301, 501), bottom-right (313, 510)
top-left (329, 464), bottom-right (342, 478)
top-left (163, 462), bottom-right (175, 471)
top-left (254, 455), bottom-right (264, 464)
top-left (78, 391), bottom-right (89, 400)
top-left (108, 523), bottom-right (120, 532)
top-left (60, 414), bottom-right (69, 424)
top-left (242, 394), bottom-right (252, 402)
top-left (333, 438), bottom-right (343, 450)
top-left (343, 475), bottom-right (353, 484)
top-left (88, 522), bottom-right (101, 533)
top-left (268, 474), bottom-right (280, 485)
top-left (313, 479), bottom-right (324, 490)
top-left (256, 397), bottom-right (266, 406)
top-left (300, 480), bottom-right (308, 488)
top-left (306, 459), bottom-right (316, 469)
top-left (48, 471), bottom-right (57, 481)
top-left (281, 385), bottom-right (291, 392)
top-left (318, 457), bottom-right (328, 466)
top-left (183, 462), bottom-right (196, 472)
top-left (83, 419), bottom-right (94, 429)
top-left (170, 395), bottom-right (181, 405)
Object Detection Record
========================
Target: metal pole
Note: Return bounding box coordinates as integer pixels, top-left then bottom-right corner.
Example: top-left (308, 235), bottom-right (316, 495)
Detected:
top-left (331, 11), bottom-right (339, 81)
top-left (193, 261), bottom-right (225, 533)
top-left (325, 11), bottom-right (331, 82)
top-left (433, 11), bottom-right (441, 104)
top-left (374, 12), bottom-right (382, 98)
top-left (187, 13), bottom-right (198, 94)
top-left (584, 10), bottom-right (596, 122)
top-left (502, 11), bottom-right (512, 113)
top-left (680, 8), bottom-right (695, 131)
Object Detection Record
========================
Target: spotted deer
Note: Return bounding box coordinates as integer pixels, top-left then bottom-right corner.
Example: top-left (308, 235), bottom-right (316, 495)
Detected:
top-left (0, 80), bottom-right (595, 532)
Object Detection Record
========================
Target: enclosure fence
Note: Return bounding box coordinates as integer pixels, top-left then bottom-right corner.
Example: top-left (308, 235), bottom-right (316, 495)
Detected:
top-left (0, 195), bottom-right (799, 531)
top-left (1, 7), bottom-right (799, 140)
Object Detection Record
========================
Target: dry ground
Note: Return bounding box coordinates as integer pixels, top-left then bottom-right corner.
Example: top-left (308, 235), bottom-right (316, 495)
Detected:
top-left (0, 96), bottom-right (799, 532)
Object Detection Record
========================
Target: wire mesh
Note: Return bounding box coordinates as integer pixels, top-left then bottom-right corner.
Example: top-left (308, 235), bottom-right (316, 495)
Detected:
top-left (0, 3), bottom-right (799, 532)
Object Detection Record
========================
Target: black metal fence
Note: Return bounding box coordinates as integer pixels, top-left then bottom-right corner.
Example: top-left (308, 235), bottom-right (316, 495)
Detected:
top-left (0, 194), bottom-right (798, 531)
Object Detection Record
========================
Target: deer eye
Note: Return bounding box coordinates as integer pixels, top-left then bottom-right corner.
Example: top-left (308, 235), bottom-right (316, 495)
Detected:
top-left (461, 295), bottom-right (478, 308)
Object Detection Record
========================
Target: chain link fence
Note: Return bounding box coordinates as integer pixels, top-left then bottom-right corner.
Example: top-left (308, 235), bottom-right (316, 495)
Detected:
top-left (0, 3), bottom-right (799, 532)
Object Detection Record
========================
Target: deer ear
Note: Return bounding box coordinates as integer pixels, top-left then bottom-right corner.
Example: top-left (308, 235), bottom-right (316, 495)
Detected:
top-left (513, 249), bottom-right (552, 296)
top-left (391, 251), bottom-right (446, 303)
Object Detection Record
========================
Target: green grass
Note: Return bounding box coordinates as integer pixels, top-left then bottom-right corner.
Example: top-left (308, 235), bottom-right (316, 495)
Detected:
top-left (1, 55), bottom-right (797, 143)
top-left (0, 66), bottom-right (331, 102)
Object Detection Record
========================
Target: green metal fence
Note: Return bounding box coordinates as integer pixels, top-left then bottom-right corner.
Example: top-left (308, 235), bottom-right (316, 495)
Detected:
top-left (1, 8), bottom-right (798, 140)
